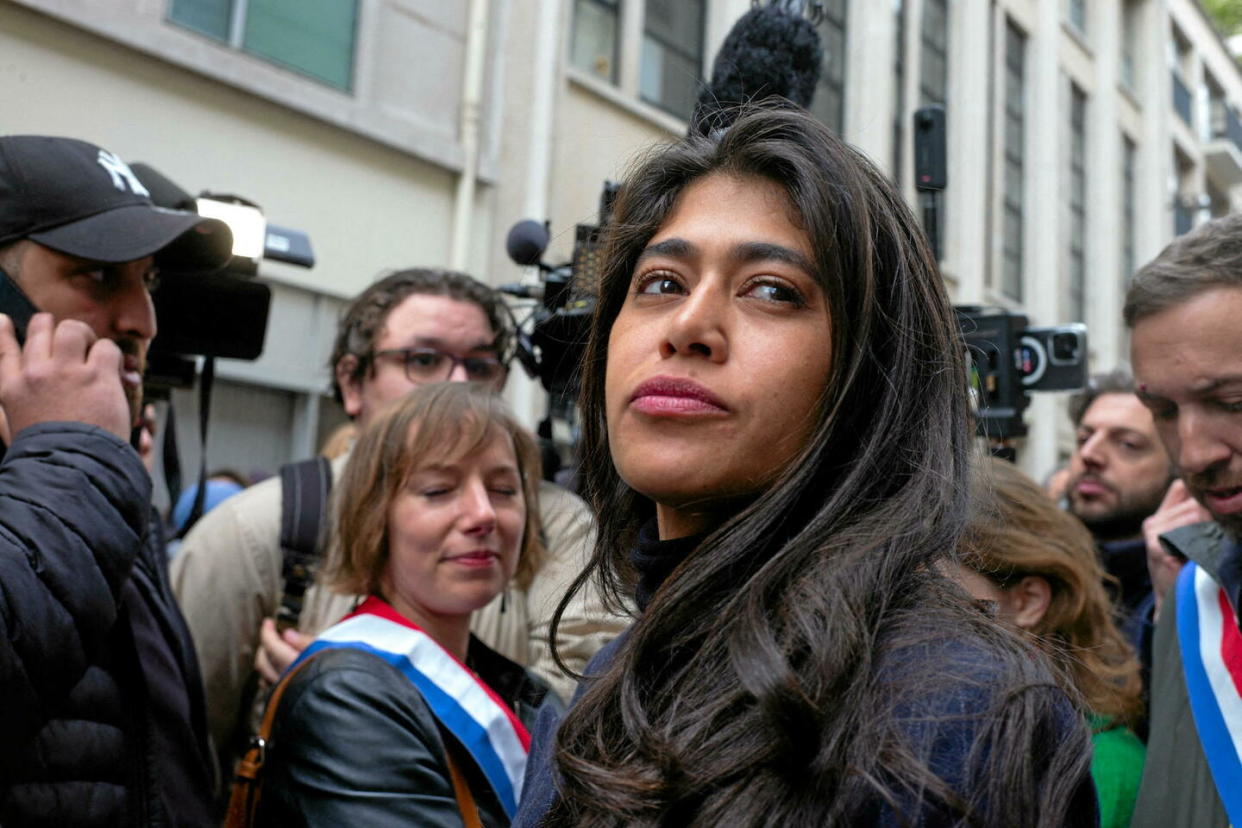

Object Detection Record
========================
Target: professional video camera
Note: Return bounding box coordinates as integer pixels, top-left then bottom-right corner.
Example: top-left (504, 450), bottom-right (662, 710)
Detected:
top-left (500, 183), bottom-right (616, 479)
top-left (956, 306), bottom-right (1088, 440)
top-left (130, 163), bottom-right (314, 394)
top-left (130, 163), bottom-right (314, 529)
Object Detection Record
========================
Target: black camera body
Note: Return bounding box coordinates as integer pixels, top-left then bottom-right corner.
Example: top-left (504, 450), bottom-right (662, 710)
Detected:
top-left (957, 305), bottom-right (1088, 439)
top-left (502, 182), bottom-right (617, 414)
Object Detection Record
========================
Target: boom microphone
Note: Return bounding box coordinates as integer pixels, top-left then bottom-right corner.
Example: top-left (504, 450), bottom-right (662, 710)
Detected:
top-left (691, 2), bottom-right (823, 137)
top-left (506, 219), bottom-right (550, 267)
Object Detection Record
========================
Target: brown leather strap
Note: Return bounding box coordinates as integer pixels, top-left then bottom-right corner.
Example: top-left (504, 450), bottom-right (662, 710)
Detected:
top-left (445, 744), bottom-right (483, 828)
top-left (225, 653), bottom-right (320, 827)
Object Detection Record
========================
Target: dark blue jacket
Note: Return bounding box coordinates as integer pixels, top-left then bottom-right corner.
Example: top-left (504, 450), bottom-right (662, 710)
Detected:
top-left (515, 632), bottom-right (1099, 827)
top-left (0, 423), bottom-right (215, 827)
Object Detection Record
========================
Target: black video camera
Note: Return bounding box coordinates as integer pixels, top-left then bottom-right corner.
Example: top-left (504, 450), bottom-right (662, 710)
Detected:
top-left (956, 305), bottom-right (1088, 439)
top-left (501, 182), bottom-right (618, 416)
top-left (129, 163), bottom-right (314, 395)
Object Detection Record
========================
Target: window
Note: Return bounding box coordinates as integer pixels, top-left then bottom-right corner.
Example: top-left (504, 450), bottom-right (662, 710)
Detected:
top-left (640, 0), bottom-right (705, 120)
top-left (810, 0), bottom-right (848, 133)
top-left (169, 0), bottom-right (358, 91)
top-left (1067, 84), bottom-right (1087, 322)
top-left (571, 0), bottom-right (620, 83)
top-left (1001, 20), bottom-right (1026, 301)
top-left (1067, 0), bottom-right (1086, 35)
top-left (1121, 135), bottom-right (1136, 282)
top-left (920, 0), bottom-right (949, 107)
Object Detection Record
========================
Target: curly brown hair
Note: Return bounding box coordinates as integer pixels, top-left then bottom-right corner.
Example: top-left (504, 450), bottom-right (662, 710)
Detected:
top-left (329, 268), bottom-right (515, 405)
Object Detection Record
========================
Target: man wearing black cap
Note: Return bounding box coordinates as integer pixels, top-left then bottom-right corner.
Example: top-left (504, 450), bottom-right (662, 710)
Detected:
top-left (0, 135), bottom-right (231, 826)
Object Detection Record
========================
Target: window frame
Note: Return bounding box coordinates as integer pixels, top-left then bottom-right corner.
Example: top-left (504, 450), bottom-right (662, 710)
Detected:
top-left (167, 0), bottom-right (359, 93)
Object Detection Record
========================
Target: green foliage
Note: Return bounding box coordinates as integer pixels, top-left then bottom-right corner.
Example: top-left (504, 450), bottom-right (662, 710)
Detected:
top-left (1204, 0), bottom-right (1242, 38)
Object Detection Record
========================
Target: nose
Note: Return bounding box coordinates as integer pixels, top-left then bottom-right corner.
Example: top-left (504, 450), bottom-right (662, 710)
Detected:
top-left (1077, 432), bottom-right (1107, 470)
top-left (112, 266), bottom-right (157, 343)
top-left (1176, 411), bottom-right (1232, 477)
top-left (446, 359), bottom-right (471, 383)
top-left (458, 479), bottom-right (497, 534)
top-left (660, 282), bottom-right (728, 362)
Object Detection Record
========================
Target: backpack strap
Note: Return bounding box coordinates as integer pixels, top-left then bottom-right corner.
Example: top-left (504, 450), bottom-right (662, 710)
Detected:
top-left (276, 457), bottom-right (333, 632)
top-left (225, 653), bottom-right (320, 827)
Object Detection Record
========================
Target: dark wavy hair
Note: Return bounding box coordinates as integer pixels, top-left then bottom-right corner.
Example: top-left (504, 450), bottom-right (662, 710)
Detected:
top-left (546, 106), bottom-right (1091, 826)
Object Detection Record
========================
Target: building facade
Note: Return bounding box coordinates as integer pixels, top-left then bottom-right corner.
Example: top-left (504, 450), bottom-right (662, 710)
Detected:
top-left (2, 0), bottom-right (1239, 494)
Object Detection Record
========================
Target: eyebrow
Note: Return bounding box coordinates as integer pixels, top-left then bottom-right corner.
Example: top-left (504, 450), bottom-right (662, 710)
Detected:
top-left (1139, 376), bottom-right (1242, 401)
top-left (398, 336), bottom-right (498, 353)
top-left (412, 462), bottom-right (520, 477)
top-left (636, 237), bottom-right (815, 275)
top-left (1189, 376), bottom-right (1242, 394)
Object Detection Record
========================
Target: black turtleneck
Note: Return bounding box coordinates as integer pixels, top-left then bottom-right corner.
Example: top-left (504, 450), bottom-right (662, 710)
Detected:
top-left (630, 519), bottom-right (705, 612)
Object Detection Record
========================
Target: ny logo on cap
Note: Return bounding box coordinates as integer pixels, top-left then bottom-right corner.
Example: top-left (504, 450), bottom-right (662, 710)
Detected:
top-left (96, 150), bottom-right (150, 198)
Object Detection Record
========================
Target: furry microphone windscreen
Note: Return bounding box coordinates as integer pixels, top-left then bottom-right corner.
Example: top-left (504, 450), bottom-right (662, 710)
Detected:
top-left (690, 4), bottom-right (824, 137)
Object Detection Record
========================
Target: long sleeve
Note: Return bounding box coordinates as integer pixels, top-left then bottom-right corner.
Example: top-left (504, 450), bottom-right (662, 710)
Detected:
top-left (0, 422), bottom-right (150, 745)
top-left (170, 473), bottom-right (285, 758)
top-left (260, 648), bottom-right (509, 827)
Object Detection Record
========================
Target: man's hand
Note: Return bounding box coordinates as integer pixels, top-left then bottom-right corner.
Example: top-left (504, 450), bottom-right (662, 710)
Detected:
top-left (255, 618), bottom-right (312, 685)
top-left (1142, 479), bottom-right (1211, 619)
top-left (0, 313), bottom-right (130, 441)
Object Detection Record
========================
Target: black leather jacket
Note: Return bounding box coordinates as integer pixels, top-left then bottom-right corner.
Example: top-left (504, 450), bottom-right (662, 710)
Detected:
top-left (259, 634), bottom-right (563, 827)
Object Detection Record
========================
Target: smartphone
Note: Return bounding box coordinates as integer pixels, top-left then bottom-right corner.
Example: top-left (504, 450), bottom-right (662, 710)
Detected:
top-left (0, 266), bottom-right (38, 345)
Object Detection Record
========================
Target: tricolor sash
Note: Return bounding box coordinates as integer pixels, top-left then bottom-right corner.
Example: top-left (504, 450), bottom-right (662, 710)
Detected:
top-left (1176, 560), bottom-right (1242, 827)
top-left (293, 597), bottom-right (531, 817)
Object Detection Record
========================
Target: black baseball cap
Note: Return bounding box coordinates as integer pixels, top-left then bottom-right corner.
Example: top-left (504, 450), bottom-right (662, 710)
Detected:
top-left (0, 135), bottom-right (232, 271)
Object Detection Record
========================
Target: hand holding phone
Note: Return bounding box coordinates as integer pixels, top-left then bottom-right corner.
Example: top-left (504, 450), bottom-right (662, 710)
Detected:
top-left (0, 313), bottom-right (131, 442)
top-left (1142, 480), bottom-right (1212, 618)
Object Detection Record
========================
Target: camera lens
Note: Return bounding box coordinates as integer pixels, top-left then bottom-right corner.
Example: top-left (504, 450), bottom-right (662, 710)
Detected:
top-left (1052, 332), bottom-right (1080, 361)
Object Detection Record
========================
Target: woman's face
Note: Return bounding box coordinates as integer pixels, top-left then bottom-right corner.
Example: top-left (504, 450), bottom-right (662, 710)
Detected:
top-left (382, 429), bottom-right (525, 623)
top-left (605, 173), bottom-right (832, 536)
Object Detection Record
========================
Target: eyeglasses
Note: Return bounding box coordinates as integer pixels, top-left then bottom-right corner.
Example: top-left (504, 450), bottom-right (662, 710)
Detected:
top-left (371, 348), bottom-right (505, 384)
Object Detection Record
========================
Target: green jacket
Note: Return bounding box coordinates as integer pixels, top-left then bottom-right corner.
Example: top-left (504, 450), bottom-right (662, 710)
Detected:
top-left (1088, 715), bottom-right (1143, 828)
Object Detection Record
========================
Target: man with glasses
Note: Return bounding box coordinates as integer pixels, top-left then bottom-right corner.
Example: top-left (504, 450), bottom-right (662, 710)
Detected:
top-left (171, 269), bottom-right (616, 784)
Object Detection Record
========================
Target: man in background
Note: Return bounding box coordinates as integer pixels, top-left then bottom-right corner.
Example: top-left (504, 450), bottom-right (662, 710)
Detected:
top-left (1064, 370), bottom-right (1175, 633)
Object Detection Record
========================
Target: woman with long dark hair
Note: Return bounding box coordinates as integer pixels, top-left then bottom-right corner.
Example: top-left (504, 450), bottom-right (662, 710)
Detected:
top-left (516, 105), bottom-right (1097, 826)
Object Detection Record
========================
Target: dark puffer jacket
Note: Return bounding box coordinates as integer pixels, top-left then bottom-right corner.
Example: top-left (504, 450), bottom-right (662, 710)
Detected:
top-left (0, 423), bottom-right (215, 827)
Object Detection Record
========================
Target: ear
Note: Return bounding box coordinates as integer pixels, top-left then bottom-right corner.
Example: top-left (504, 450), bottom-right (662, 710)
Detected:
top-left (1001, 575), bottom-right (1053, 631)
top-left (335, 355), bottom-right (364, 420)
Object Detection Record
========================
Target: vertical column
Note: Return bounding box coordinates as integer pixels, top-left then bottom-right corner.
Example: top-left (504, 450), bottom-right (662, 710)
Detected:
top-left (1021, 0), bottom-right (1065, 479)
top-left (1090, 0), bottom-right (1123, 370)
top-left (947, 0), bottom-right (992, 302)
top-left (1138, 0), bottom-right (1173, 265)
top-left (843, 0), bottom-right (895, 162)
top-left (290, 391), bottom-right (320, 461)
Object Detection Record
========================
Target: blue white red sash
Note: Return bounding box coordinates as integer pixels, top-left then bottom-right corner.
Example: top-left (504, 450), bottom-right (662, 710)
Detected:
top-left (1176, 561), bottom-right (1242, 827)
top-left (294, 596), bottom-right (531, 817)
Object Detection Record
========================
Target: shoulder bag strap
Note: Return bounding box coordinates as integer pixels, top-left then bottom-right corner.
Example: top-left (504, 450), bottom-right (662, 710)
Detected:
top-left (225, 654), bottom-right (319, 828)
top-left (445, 743), bottom-right (484, 828)
top-left (276, 456), bottom-right (333, 631)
